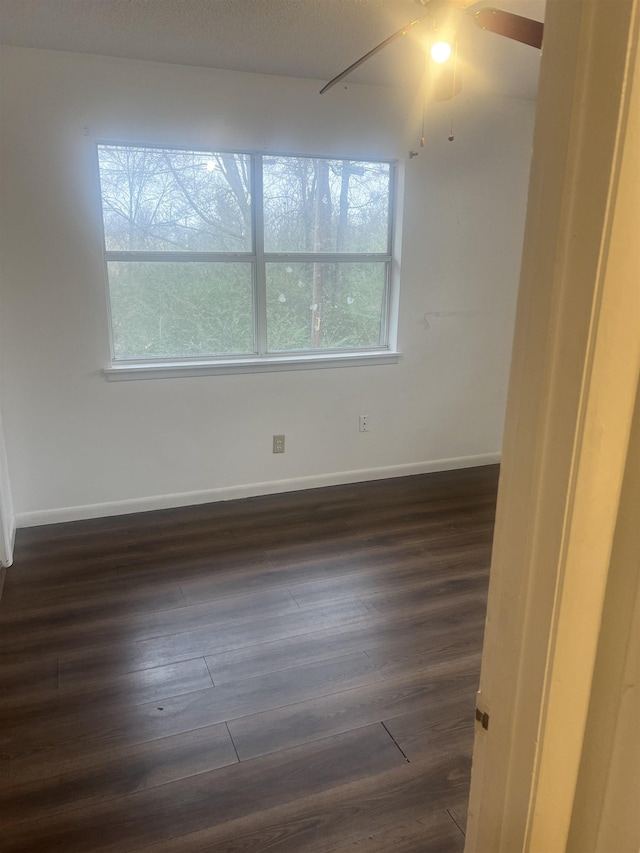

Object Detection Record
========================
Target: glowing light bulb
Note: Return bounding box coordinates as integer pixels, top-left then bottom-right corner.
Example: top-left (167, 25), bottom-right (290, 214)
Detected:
top-left (431, 41), bottom-right (452, 63)
top-left (205, 160), bottom-right (217, 172)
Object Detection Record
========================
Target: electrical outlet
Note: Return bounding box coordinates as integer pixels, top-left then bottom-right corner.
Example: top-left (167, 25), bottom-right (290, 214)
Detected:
top-left (359, 415), bottom-right (369, 432)
top-left (273, 434), bottom-right (285, 453)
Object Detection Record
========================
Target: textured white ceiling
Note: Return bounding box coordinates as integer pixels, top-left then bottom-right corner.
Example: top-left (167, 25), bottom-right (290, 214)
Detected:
top-left (0, 0), bottom-right (545, 98)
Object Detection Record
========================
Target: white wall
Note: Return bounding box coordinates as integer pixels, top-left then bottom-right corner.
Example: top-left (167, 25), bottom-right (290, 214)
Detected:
top-left (0, 47), bottom-right (535, 525)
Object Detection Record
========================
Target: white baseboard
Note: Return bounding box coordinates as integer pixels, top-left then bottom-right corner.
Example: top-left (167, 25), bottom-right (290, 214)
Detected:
top-left (15, 452), bottom-right (501, 528)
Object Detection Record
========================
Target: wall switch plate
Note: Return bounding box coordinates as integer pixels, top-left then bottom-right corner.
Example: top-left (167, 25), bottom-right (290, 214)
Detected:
top-left (359, 415), bottom-right (369, 432)
top-left (273, 434), bottom-right (285, 453)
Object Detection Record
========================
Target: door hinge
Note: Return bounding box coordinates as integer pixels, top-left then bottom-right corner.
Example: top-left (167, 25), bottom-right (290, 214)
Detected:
top-left (475, 708), bottom-right (490, 730)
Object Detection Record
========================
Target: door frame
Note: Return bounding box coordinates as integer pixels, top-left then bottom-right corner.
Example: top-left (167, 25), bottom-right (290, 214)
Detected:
top-left (465, 0), bottom-right (640, 849)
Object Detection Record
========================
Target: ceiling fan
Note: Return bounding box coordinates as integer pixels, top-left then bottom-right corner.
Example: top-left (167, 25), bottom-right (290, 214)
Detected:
top-left (319, 0), bottom-right (544, 102)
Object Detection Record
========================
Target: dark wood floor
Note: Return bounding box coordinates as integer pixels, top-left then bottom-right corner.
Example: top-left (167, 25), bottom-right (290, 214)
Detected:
top-left (0, 465), bottom-right (498, 852)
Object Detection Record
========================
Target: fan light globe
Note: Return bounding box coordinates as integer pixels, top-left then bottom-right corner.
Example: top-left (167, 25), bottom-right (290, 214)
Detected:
top-left (431, 41), bottom-right (452, 63)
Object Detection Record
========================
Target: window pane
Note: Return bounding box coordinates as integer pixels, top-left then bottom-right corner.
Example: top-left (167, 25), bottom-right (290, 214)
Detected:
top-left (108, 262), bottom-right (254, 359)
top-left (263, 157), bottom-right (390, 253)
top-left (98, 146), bottom-right (252, 252)
top-left (266, 262), bottom-right (386, 351)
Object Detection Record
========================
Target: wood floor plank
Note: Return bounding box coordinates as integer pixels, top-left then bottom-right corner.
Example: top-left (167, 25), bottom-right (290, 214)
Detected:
top-left (448, 801), bottom-right (470, 835)
top-left (42, 597), bottom-right (370, 685)
top-left (228, 660), bottom-right (481, 761)
top-left (131, 754), bottom-right (468, 853)
top-left (132, 553), bottom-right (275, 599)
top-left (264, 533), bottom-right (394, 570)
top-left (59, 654), bottom-right (214, 696)
top-left (125, 598), bottom-right (371, 670)
top-left (0, 724), bottom-right (407, 853)
top-left (180, 540), bottom-right (427, 606)
top-left (13, 587), bottom-right (299, 657)
top-left (128, 587), bottom-right (301, 641)
top-left (0, 722), bottom-right (238, 819)
top-left (0, 657), bottom-right (59, 699)
top-left (384, 712), bottom-right (476, 765)
top-left (362, 585), bottom-right (487, 621)
top-left (423, 524), bottom-right (494, 555)
top-left (0, 584), bottom-right (298, 659)
top-left (364, 638), bottom-right (483, 682)
top-left (343, 497), bottom-right (496, 538)
top-left (0, 569), bottom-right (124, 608)
top-left (4, 652), bottom-right (383, 761)
top-left (287, 556), bottom-right (489, 610)
top-left (201, 515), bottom-right (356, 552)
top-left (329, 813), bottom-right (465, 852)
top-left (0, 580), bottom-right (186, 624)
top-left (205, 602), bottom-right (485, 686)
top-left (0, 657), bottom-right (214, 712)
top-left (279, 523), bottom-right (492, 558)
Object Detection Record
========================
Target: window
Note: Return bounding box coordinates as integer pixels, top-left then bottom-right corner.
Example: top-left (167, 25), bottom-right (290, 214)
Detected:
top-left (97, 144), bottom-right (398, 375)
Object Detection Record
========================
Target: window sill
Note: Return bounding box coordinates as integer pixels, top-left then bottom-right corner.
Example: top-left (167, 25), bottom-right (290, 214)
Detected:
top-left (103, 350), bottom-right (401, 381)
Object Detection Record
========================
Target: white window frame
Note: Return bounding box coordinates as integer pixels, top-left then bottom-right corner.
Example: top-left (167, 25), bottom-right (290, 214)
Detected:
top-left (98, 143), bottom-right (401, 380)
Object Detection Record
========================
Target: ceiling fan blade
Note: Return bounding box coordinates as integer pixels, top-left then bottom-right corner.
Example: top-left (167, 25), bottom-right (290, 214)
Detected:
top-left (473, 8), bottom-right (543, 49)
top-left (320, 17), bottom-right (422, 94)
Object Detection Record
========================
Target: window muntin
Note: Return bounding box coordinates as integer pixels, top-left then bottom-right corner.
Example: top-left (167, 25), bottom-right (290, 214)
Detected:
top-left (97, 145), bottom-right (395, 363)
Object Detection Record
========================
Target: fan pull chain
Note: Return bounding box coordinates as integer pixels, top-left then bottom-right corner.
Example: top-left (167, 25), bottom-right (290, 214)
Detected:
top-left (448, 37), bottom-right (459, 141)
top-left (420, 49), bottom-right (429, 147)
